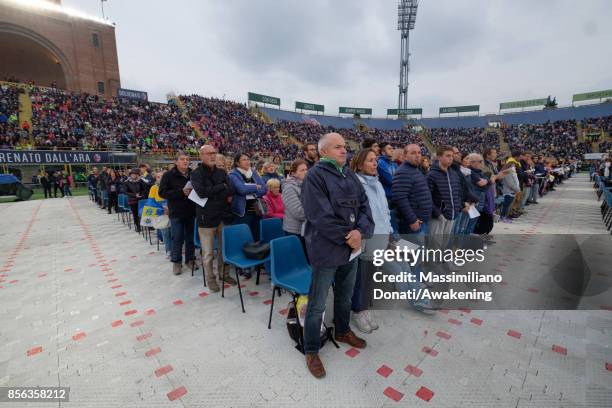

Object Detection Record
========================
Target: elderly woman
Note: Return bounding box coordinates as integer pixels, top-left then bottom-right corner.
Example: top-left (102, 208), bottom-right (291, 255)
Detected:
top-left (262, 178), bottom-right (284, 219)
top-left (350, 149), bottom-right (434, 333)
top-left (228, 152), bottom-right (267, 241)
top-left (261, 161), bottom-right (284, 189)
top-left (281, 159), bottom-right (308, 255)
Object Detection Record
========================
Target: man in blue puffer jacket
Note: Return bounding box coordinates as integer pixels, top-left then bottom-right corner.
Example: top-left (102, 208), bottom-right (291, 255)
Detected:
top-left (392, 144), bottom-right (433, 234)
top-left (427, 145), bottom-right (469, 237)
top-left (377, 142), bottom-right (397, 200)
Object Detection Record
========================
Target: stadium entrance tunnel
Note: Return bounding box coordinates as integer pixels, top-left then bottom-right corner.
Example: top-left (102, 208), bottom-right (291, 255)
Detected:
top-left (0, 30), bottom-right (67, 88)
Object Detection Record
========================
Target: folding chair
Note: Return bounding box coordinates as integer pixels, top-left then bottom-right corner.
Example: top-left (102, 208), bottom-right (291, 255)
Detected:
top-left (222, 224), bottom-right (270, 313)
top-left (268, 236), bottom-right (311, 329)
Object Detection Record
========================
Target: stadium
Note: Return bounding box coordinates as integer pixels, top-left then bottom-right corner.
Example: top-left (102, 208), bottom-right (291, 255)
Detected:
top-left (0, 0), bottom-right (611, 407)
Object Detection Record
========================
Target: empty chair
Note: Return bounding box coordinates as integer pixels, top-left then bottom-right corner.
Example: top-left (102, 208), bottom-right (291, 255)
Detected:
top-left (268, 235), bottom-right (312, 329)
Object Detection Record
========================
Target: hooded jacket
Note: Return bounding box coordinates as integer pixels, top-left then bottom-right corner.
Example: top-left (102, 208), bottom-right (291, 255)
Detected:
top-left (301, 160), bottom-right (374, 268)
top-left (427, 161), bottom-right (464, 220)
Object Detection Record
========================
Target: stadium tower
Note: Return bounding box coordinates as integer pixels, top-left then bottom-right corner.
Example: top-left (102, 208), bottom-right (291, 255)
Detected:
top-left (397, 0), bottom-right (418, 115)
top-left (0, 0), bottom-right (120, 96)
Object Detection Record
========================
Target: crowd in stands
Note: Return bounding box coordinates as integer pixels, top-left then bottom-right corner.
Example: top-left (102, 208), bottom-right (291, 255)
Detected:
top-left (502, 120), bottom-right (590, 159)
top-left (582, 115), bottom-right (612, 133)
top-left (430, 127), bottom-right (500, 155)
top-left (0, 83), bottom-right (27, 149)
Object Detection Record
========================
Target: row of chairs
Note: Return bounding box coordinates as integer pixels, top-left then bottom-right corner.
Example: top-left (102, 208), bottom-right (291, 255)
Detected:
top-left (594, 175), bottom-right (612, 232)
top-left (104, 195), bottom-right (312, 325)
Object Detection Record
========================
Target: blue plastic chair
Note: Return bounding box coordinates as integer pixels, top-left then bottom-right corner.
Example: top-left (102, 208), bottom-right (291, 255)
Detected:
top-left (222, 224), bottom-right (270, 313)
top-left (268, 235), bottom-right (312, 329)
top-left (259, 218), bottom-right (285, 284)
top-left (260, 218), bottom-right (284, 243)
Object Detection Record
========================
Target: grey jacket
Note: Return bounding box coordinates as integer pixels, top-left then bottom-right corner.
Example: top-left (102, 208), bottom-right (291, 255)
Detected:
top-left (501, 167), bottom-right (520, 196)
top-left (281, 176), bottom-right (305, 234)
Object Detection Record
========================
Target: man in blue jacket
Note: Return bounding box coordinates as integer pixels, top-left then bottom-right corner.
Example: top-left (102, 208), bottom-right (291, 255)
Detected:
top-left (427, 145), bottom-right (469, 237)
top-left (377, 142), bottom-right (397, 201)
top-left (392, 144), bottom-right (433, 234)
top-left (301, 132), bottom-right (374, 379)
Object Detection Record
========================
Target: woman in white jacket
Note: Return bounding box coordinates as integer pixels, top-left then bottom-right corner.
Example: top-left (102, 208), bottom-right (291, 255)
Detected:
top-left (500, 163), bottom-right (520, 223)
top-left (349, 150), bottom-right (434, 333)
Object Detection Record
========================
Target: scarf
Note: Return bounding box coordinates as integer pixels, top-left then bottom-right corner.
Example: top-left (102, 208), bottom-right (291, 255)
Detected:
top-left (236, 167), bottom-right (253, 180)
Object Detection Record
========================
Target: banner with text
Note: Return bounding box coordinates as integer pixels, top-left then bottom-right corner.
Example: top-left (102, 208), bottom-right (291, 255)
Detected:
top-left (248, 92), bottom-right (280, 106)
top-left (295, 101), bottom-right (324, 112)
top-left (0, 150), bottom-right (136, 165)
top-left (117, 88), bottom-right (148, 102)
top-left (439, 105), bottom-right (480, 114)
top-left (339, 106), bottom-right (372, 115)
top-left (572, 89), bottom-right (612, 103)
top-left (499, 98), bottom-right (547, 110)
top-left (387, 108), bottom-right (423, 116)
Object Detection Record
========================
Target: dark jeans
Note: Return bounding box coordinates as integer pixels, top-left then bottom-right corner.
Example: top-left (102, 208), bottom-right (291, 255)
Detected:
top-left (501, 194), bottom-right (514, 217)
top-left (54, 184), bottom-right (63, 198)
top-left (108, 192), bottom-right (119, 214)
top-left (63, 184), bottom-right (72, 196)
top-left (43, 185), bottom-right (52, 198)
top-left (351, 260), bottom-right (366, 313)
top-left (233, 212), bottom-right (261, 241)
top-left (170, 217), bottom-right (195, 264)
top-left (304, 259), bottom-right (358, 354)
top-left (130, 203), bottom-right (140, 232)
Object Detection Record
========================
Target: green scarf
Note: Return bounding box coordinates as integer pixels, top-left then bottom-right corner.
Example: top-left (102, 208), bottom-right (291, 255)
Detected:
top-left (320, 157), bottom-right (344, 174)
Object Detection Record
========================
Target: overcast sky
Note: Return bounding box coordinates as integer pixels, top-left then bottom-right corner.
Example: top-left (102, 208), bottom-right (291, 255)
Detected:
top-left (64, 0), bottom-right (612, 116)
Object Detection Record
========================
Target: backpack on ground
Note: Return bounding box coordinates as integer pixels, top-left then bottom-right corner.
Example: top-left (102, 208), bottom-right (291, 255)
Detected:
top-left (286, 296), bottom-right (339, 354)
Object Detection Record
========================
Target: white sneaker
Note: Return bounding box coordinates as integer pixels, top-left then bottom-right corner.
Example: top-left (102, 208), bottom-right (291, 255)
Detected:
top-left (363, 310), bottom-right (379, 330)
top-left (351, 311), bottom-right (372, 334)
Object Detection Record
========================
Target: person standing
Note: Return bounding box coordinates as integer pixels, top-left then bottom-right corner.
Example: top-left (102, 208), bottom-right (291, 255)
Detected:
top-left (159, 151), bottom-right (197, 276)
top-left (190, 145), bottom-right (236, 292)
top-left (106, 169), bottom-right (122, 214)
top-left (301, 133), bottom-right (374, 379)
top-left (40, 170), bottom-right (52, 199)
top-left (281, 159), bottom-right (308, 255)
top-left (123, 169), bottom-right (147, 232)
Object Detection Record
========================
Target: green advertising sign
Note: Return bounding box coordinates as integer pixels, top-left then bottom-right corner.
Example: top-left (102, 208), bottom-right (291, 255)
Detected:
top-left (439, 105), bottom-right (480, 114)
top-left (387, 108), bottom-right (423, 116)
top-left (339, 106), bottom-right (372, 115)
top-left (247, 92), bottom-right (280, 106)
top-left (572, 89), bottom-right (612, 103)
top-left (499, 98), bottom-right (547, 110)
top-left (295, 101), bottom-right (324, 112)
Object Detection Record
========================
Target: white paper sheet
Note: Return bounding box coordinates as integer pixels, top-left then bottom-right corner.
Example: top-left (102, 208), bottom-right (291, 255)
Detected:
top-left (395, 239), bottom-right (421, 251)
top-left (468, 205), bottom-right (480, 219)
top-left (188, 189), bottom-right (208, 207)
top-left (349, 247), bottom-right (362, 262)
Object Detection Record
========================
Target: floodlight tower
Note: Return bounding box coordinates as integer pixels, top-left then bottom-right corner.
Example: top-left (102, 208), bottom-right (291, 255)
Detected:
top-left (397, 0), bottom-right (418, 114)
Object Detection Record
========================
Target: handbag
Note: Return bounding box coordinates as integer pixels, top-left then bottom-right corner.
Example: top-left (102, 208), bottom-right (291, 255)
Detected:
top-left (242, 241), bottom-right (270, 260)
top-left (253, 198), bottom-right (268, 217)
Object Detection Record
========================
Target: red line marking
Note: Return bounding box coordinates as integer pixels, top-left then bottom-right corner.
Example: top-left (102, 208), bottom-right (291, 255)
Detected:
top-left (115, 292), bottom-right (127, 297)
top-left (124, 309), bottom-right (137, 316)
top-left (248, 291), bottom-right (259, 296)
top-left (458, 307), bottom-right (471, 313)
top-left (131, 320), bottom-right (144, 328)
top-left (119, 300), bottom-right (132, 306)
top-left (448, 318), bottom-right (462, 325)
top-left (111, 285), bottom-right (122, 289)
top-left (345, 348), bottom-right (360, 358)
top-left (144, 309), bottom-right (156, 316)
top-left (422, 346), bottom-right (438, 356)
top-left (376, 365), bottom-right (393, 378)
top-left (383, 387), bottom-right (403, 402)
top-left (470, 318), bottom-right (483, 326)
top-left (605, 362), bottom-right (611, 372)
top-left (199, 292), bottom-right (209, 297)
top-left (263, 299), bottom-right (272, 305)
top-left (145, 347), bottom-right (161, 357)
top-left (111, 320), bottom-right (123, 328)
top-left (155, 365), bottom-right (173, 377)
top-left (404, 364), bottom-right (423, 377)
top-left (416, 386), bottom-right (434, 402)
top-left (166, 386), bottom-right (187, 401)
top-left (438, 309), bottom-right (449, 314)
top-left (507, 330), bottom-right (522, 339)
top-left (173, 300), bottom-right (184, 306)
top-left (72, 332), bottom-right (86, 341)
top-left (436, 331), bottom-right (451, 340)
top-left (137, 333), bottom-right (152, 342)
top-left (552, 345), bottom-right (567, 355)
top-left (278, 308), bottom-right (288, 315)
top-left (27, 346), bottom-right (43, 356)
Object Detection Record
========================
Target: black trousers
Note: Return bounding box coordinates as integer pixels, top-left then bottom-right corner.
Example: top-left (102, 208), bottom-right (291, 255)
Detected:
top-left (43, 185), bottom-right (52, 198)
top-left (130, 203), bottom-right (141, 232)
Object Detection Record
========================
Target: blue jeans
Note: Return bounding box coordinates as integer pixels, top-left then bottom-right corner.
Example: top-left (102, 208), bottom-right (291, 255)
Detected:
top-left (157, 228), bottom-right (171, 253)
top-left (170, 217), bottom-right (195, 264)
top-left (501, 194), bottom-right (514, 217)
top-left (304, 259), bottom-right (358, 354)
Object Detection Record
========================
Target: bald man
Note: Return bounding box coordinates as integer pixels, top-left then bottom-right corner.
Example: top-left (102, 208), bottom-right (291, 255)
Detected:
top-left (190, 144), bottom-right (236, 292)
top-left (301, 132), bottom-right (374, 378)
top-left (392, 144), bottom-right (433, 234)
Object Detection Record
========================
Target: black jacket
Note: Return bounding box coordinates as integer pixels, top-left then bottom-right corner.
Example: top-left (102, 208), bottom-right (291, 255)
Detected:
top-left (123, 179), bottom-right (147, 205)
top-left (392, 161), bottom-right (433, 225)
top-left (159, 167), bottom-right (195, 219)
top-left (190, 163), bottom-right (234, 228)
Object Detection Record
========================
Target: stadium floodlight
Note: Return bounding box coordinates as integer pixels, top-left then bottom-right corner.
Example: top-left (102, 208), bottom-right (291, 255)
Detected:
top-left (397, 0), bottom-right (418, 116)
top-left (2, 0), bottom-right (114, 26)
